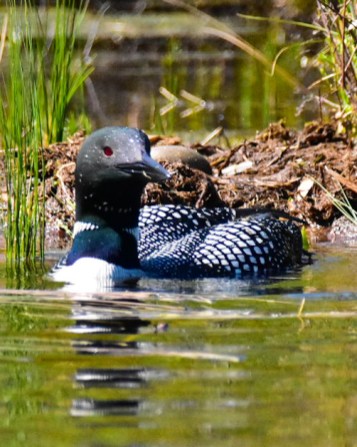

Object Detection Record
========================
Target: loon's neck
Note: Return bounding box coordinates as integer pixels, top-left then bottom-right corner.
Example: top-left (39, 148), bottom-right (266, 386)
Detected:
top-left (75, 182), bottom-right (143, 231)
top-left (67, 188), bottom-right (142, 268)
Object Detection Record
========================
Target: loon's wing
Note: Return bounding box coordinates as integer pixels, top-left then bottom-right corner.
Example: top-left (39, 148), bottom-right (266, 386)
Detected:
top-left (138, 204), bottom-right (236, 255)
top-left (191, 217), bottom-right (303, 276)
top-left (139, 206), bottom-right (303, 279)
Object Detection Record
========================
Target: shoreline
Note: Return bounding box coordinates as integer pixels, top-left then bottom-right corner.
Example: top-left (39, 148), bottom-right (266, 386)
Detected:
top-left (22, 121), bottom-right (357, 249)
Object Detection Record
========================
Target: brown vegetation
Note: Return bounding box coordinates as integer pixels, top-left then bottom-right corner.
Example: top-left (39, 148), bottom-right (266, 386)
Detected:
top-left (43, 122), bottom-right (357, 248)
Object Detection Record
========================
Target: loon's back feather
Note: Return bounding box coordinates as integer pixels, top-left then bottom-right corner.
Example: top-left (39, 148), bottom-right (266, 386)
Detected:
top-left (138, 205), bottom-right (236, 257)
top-left (138, 205), bottom-right (303, 278)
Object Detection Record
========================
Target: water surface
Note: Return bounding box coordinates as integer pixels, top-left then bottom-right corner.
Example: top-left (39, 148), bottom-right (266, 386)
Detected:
top-left (85, 6), bottom-right (318, 140)
top-left (0, 245), bottom-right (356, 446)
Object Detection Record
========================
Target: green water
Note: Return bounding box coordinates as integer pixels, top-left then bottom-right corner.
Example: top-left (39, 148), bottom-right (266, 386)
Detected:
top-left (0, 245), bottom-right (356, 446)
top-left (0, 5), bottom-right (316, 141)
top-left (87, 6), bottom-right (318, 140)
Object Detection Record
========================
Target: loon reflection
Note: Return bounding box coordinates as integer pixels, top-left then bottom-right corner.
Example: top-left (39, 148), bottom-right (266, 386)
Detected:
top-left (68, 276), bottom-right (307, 417)
top-left (70, 297), bottom-right (156, 417)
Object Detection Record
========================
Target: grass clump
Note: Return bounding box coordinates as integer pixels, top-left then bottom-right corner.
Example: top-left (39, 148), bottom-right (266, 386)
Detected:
top-left (0, 0), bottom-right (93, 269)
top-left (314, 0), bottom-right (357, 134)
top-left (313, 1), bottom-right (357, 222)
top-left (316, 179), bottom-right (357, 226)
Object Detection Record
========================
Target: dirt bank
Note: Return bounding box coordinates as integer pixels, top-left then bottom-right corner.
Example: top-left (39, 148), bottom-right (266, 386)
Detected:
top-left (44, 121), bottom-right (357, 248)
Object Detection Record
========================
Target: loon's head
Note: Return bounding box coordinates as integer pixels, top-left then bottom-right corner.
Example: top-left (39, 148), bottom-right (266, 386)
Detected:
top-left (75, 126), bottom-right (170, 225)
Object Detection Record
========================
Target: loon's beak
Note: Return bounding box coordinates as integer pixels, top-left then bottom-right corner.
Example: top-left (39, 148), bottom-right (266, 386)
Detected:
top-left (118, 152), bottom-right (171, 183)
top-left (141, 152), bottom-right (171, 182)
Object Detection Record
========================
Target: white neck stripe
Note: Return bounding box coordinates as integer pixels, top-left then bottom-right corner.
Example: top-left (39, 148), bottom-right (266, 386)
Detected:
top-left (73, 221), bottom-right (100, 237)
top-left (73, 221), bottom-right (139, 241)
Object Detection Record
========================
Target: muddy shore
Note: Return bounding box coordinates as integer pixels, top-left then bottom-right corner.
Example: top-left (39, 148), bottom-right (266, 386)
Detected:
top-left (44, 121), bottom-right (357, 249)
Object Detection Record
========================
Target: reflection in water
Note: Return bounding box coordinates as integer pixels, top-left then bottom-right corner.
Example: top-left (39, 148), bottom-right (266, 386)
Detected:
top-left (75, 368), bottom-right (145, 389)
top-left (90, 19), bottom-right (316, 138)
top-left (71, 396), bottom-right (140, 417)
top-left (67, 270), bottom-right (309, 419)
top-left (0, 248), bottom-right (357, 446)
top-left (139, 271), bottom-right (307, 299)
top-left (70, 300), bottom-right (151, 418)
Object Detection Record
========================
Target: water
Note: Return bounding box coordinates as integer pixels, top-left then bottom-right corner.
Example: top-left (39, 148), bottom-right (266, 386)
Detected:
top-left (0, 245), bottom-right (356, 446)
top-left (87, 6), bottom-right (318, 140)
top-left (0, 5), bottom-right (315, 141)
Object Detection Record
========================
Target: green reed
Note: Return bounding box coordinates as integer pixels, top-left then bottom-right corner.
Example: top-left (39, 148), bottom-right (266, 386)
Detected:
top-left (311, 1), bottom-right (357, 221)
top-left (314, 0), bottom-right (357, 132)
top-left (0, 0), bottom-right (93, 268)
top-left (226, 1), bottom-right (357, 133)
top-left (314, 177), bottom-right (357, 226)
top-left (153, 0), bottom-right (303, 139)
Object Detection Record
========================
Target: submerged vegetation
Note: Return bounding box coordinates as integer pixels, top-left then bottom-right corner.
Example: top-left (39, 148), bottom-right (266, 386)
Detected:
top-left (0, 0), bottom-right (93, 267)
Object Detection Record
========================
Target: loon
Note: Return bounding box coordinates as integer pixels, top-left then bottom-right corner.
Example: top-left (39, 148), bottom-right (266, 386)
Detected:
top-left (51, 126), bottom-right (304, 287)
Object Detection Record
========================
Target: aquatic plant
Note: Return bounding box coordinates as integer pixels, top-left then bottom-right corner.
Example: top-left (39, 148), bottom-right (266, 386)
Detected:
top-left (163, 0), bottom-right (301, 87)
top-left (315, 178), bottom-right (357, 226)
top-left (0, 0), bottom-right (93, 268)
top-left (154, 0), bottom-right (305, 139)
top-left (313, 0), bottom-right (357, 134)
top-left (310, 1), bottom-right (357, 222)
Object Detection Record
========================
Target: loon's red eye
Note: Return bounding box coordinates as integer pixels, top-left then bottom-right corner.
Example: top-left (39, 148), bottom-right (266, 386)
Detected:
top-left (103, 146), bottom-right (113, 157)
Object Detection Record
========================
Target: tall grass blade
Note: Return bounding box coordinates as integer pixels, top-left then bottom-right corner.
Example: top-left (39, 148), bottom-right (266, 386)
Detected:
top-left (0, 0), bottom-right (93, 273)
top-left (313, 177), bottom-right (357, 225)
top-left (314, 0), bottom-right (357, 131)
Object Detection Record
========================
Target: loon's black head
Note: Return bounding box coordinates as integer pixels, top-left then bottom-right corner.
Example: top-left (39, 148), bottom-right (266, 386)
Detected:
top-left (75, 126), bottom-right (170, 225)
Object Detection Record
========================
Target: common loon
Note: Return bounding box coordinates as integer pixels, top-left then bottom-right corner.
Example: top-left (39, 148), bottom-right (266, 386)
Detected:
top-left (52, 126), bottom-right (304, 287)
